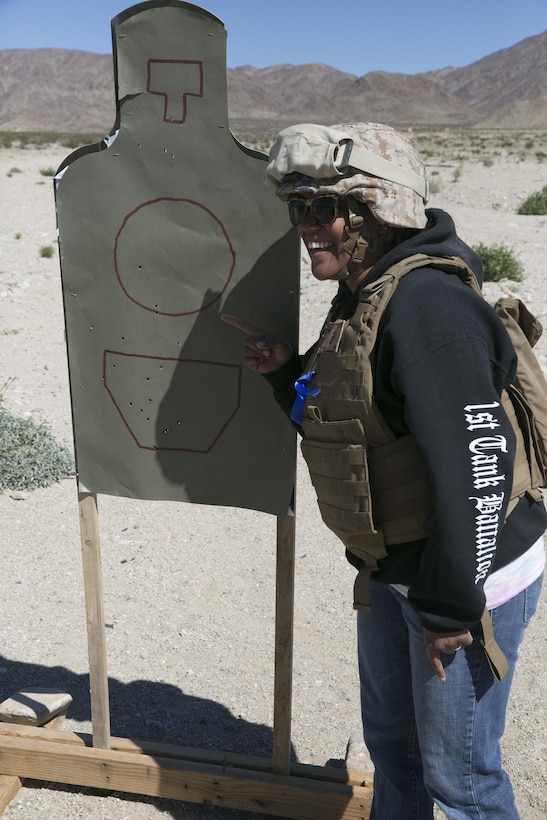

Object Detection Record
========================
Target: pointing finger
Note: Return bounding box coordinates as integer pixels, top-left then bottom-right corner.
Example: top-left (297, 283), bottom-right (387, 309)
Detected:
top-left (221, 313), bottom-right (266, 341)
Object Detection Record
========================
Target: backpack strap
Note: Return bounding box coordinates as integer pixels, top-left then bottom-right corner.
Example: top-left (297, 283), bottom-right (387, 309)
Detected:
top-left (378, 251), bottom-right (482, 292)
top-left (480, 609), bottom-right (509, 681)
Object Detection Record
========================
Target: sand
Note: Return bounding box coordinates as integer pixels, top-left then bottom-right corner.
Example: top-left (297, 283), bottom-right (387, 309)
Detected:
top-left (0, 141), bottom-right (545, 819)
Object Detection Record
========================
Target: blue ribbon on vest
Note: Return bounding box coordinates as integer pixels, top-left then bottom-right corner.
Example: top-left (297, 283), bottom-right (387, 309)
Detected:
top-left (290, 370), bottom-right (321, 424)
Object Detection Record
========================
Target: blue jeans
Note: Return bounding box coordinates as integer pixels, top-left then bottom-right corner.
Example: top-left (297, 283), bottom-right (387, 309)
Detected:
top-left (357, 575), bottom-right (543, 819)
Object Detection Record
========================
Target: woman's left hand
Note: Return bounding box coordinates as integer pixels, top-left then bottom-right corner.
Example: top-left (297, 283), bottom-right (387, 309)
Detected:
top-left (423, 628), bottom-right (474, 682)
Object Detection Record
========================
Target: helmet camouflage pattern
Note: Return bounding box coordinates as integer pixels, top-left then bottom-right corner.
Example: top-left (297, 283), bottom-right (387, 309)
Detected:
top-left (265, 122), bottom-right (428, 230)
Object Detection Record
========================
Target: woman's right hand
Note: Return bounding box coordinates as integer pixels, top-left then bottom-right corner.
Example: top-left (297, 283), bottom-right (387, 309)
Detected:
top-left (221, 314), bottom-right (293, 374)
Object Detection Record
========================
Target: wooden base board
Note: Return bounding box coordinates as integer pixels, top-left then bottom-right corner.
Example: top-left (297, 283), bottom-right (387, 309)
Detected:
top-left (0, 724), bottom-right (372, 819)
top-left (0, 705), bottom-right (71, 813)
top-left (0, 774), bottom-right (23, 816)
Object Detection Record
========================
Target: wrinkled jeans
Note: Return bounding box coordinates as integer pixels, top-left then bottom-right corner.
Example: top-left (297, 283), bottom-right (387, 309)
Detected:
top-left (357, 575), bottom-right (543, 819)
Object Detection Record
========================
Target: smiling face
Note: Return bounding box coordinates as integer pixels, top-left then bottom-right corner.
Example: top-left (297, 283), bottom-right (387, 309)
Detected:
top-left (294, 196), bottom-right (351, 282)
top-left (291, 194), bottom-right (400, 291)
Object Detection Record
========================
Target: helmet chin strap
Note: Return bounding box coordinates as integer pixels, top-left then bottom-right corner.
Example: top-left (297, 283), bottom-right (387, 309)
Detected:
top-left (334, 198), bottom-right (395, 282)
top-left (333, 201), bottom-right (370, 281)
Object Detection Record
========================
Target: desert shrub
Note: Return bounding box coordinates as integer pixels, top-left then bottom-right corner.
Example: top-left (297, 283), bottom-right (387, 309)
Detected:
top-left (7, 167), bottom-right (22, 177)
top-left (60, 133), bottom-right (103, 149)
top-left (472, 242), bottom-right (523, 282)
top-left (39, 166), bottom-right (56, 176)
top-left (39, 245), bottom-right (55, 258)
top-left (0, 130), bottom-right (105, 150)
top-left (517, 185), bottom-right (547, 215)
top-left (483, 157), bottom-right (494, 167)
top-left (428, 177), bottom-right (442, 194)
top-left (0, 406), bottom-right (74, 491)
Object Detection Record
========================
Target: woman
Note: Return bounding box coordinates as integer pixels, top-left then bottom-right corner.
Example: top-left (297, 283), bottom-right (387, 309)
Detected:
top-left (223, 122), bottom-right (545, 818)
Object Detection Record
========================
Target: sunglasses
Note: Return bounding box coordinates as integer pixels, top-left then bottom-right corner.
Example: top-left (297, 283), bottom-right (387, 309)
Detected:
top-left (287, 196), bottom-right (340, 227)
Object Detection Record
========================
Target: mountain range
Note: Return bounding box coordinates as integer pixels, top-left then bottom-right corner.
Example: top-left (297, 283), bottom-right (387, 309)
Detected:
top-left (0, 29), bottom-right (546, 133)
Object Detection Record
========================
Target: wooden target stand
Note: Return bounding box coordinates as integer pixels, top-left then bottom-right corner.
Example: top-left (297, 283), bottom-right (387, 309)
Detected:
top-left (0, 490), bottom-right (373, 817)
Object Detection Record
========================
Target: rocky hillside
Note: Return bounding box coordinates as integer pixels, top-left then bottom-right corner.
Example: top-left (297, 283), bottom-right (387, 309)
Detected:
top-left (424, 30), bottom-right (547, 128)
top-left (0, 49), bottom-right (114, 132)
top-left (0, 29), bottom-right (546, 133)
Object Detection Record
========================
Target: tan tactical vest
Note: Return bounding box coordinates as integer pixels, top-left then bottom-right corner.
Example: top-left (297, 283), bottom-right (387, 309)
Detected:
top-left (300, 254), bottom-right (538, 632)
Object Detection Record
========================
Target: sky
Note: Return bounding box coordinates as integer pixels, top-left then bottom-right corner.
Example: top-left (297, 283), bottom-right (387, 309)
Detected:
top-left (1, 0), bottom-right (547, 76)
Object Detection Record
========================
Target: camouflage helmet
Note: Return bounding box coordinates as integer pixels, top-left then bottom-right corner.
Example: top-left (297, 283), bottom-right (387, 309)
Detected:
top-left (265, 122), bottom-right (428, 230)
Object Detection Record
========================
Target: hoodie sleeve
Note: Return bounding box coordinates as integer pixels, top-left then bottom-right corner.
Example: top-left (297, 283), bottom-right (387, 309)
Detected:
top-left (375, 269), bottom-right (518, 631)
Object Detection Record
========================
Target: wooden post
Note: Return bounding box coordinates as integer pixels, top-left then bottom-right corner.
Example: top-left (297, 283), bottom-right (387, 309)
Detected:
top-left (272, 491), bottom-right (296, 775)
top-left (78, 492), bottom-right (111, 749)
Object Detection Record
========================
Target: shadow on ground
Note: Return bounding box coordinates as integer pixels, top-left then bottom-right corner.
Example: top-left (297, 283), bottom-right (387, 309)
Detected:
top-left (0, 654), bottom-right (345, 819)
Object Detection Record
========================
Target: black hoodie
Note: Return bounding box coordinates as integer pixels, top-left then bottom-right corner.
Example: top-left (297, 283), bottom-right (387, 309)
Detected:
top-left (267, 209), bottom-right (546, 632)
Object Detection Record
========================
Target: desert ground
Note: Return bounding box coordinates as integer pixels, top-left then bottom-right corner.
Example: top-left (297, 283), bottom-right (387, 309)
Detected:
top-left (0, 129), bottom-right (546, 818)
